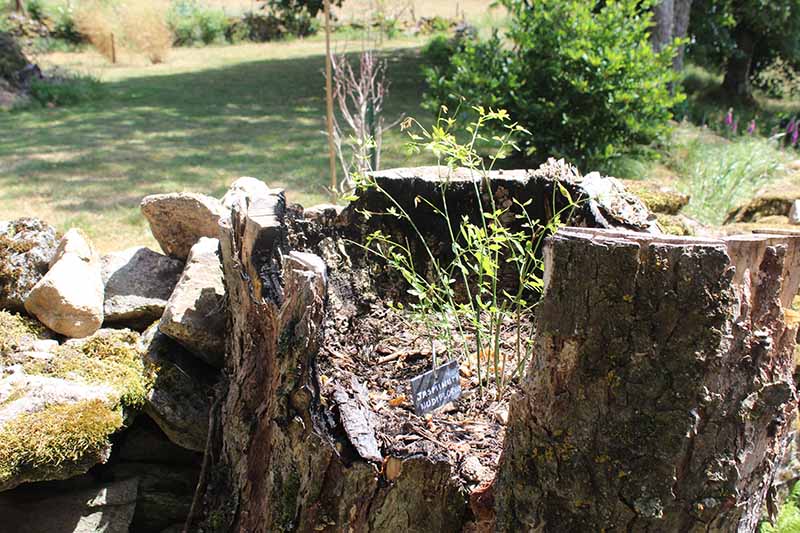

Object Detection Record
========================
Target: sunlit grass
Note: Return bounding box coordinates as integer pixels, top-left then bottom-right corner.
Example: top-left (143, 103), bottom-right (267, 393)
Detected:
top-left (0, 39), bottom-right (435, 251)
top-left (670, 126), bottom-right (791, 225)
top-left (762, 482), bottom-right (800, 533)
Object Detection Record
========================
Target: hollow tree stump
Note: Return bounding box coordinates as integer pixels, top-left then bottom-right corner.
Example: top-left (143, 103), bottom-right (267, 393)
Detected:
top-left (201, 187), bottom-right (468, 532)
top-left (495, 228), bottom-right (800, 532)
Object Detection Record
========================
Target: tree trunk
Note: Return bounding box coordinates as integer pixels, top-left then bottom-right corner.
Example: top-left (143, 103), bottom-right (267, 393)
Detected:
top-left (15, 0), bottom-right (25, 14)
top-left (651, 0), bottom-right (675, 53)
top-left (672, 0), bottom-right (693, 71)
top-left (723, 27), bottom-right (756, 99)
top-left (651, 0), bottom-right (693, 72)
top-left (495, 228), bottom-right (800, 532)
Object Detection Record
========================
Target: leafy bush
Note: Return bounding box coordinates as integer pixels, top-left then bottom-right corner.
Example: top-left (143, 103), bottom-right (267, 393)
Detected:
top-left (51, 3), bottom-right (83, 44)
top-left (273, 6), bottom-right (319, 37)
top-left (169, 0), bottom-right (228, 46)
top-left (424, 31), bottom-right (517, 116)
top-left (25, 0), bottom-right (46, 22)
top-left (421, 34), bottom-right (456, 72)
top-left (28, 72), bottom-right (104, 107)
top-left (754, 57), bottom-right (800, 99)
top-left (424, 0), bottom-right (684, 168)
top-left (232, 11), bottom-right (283, 42)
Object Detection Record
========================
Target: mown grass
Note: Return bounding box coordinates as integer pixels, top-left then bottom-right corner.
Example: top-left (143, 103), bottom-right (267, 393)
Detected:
top-left (0, 40), bottom-right (434, 251)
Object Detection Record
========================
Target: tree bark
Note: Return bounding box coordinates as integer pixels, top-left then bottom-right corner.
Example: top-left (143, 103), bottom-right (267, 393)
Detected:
top-left (651, 0), bottom-right (675, 53)
top-left (651, 0), bottom-right (693, 72)
top-left (495, 228), bottom-right (800, 532)
top-left (723, 27), bottom-right (756, 99)
top-left (672, 0), bottom-right (693, 71)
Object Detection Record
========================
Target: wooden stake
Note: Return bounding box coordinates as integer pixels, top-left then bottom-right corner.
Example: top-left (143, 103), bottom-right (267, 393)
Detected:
top-left (110, 33), bottom-right (116, 64)
top-left (323, 0), bottom-right (337, 200)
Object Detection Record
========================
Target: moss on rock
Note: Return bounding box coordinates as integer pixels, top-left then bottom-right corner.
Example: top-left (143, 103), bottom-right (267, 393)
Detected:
top-left (26, 330), bottom-right (155, 409)
top-left (0, 327), bottom-right (155, 490)
top-left (655, 214), bottom-right (695, 236)
top-left (0, 399), bottom-right (122, 489)
top-left (724, 184), bottom-right (800, 224)
top-left (0, 310), bottom-right (48, 359)
top-left (622, 181), bottom-right (689, 215)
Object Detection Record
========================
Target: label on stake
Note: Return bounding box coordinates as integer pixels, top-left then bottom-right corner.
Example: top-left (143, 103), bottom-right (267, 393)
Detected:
top-left (409, 359), bottom-right (462, 415)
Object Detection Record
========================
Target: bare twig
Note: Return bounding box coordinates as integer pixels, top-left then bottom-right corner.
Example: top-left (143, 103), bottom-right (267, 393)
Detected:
top-left (329, 50), bottom-right (403, 196)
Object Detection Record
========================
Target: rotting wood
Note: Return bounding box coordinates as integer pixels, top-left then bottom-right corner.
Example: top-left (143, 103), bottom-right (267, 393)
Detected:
top-left (200, 185), bottom-right (470, 532)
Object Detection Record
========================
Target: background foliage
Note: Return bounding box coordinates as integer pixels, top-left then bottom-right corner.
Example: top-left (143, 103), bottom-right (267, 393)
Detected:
top-left (424, 0), bottom-right (684, 168)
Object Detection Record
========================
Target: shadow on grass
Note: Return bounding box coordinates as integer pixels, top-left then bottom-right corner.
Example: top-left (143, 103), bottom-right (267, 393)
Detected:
top-left (0, 48), bottom-right (428, 213)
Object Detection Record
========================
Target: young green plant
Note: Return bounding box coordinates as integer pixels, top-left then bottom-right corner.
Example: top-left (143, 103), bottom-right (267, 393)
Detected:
top-left (354, 107), bottom-right (577, 396)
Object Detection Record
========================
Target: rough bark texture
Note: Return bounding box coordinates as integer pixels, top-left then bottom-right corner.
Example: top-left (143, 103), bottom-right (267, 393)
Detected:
top-left (200, 184), bottom-right (469, 532)
top-left (195, 169), bottom-right (800, 532)
top-left (651, 0), bottom-right (693, 71)
top-left (723, 28), bottom-right (756, 99)
top-left (672, 0), bottom-right (693, 72)
top-left (495, 228), bottom-right (800, 532)
top-left (652, 0), bottom-right (675, 52)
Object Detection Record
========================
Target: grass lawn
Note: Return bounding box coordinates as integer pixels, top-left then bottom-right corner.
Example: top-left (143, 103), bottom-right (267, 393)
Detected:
top-left (1, 38), bottom-right (436, 251)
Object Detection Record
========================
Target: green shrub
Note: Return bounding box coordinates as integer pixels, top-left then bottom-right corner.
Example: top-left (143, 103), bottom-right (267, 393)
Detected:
top-left (424, 0), bottom-right (684, 168)
top-left (51, 4), bottom-right (83, 44)
top-left (421, 34), bottom-right (456, 72)
top-left (275, 7), bottom-right (319, 37)
top-left (230, 11), bottom-right (289, 43)
top-left (25, 0), bottom-right (46, 22)
top-left (169, 0), bottom-right (229, 46)
top-left (28, 73), bottom-right (104, 107)
top-left (424, 31), bottom-right (517, 116)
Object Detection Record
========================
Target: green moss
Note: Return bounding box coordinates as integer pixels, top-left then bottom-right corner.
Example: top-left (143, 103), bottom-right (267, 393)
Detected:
top-left (0, 311), bottom-right (47, 359)
top-left (24, 330), bottom-right (154, 409)
top-left (0, 399), bottom-right (123, 487)
top-left (727, 196), bottom-right (795, 223)
top-left (623, 181), bottom-right (689, 215)
top-left (655, 214), bottom-right (695, 236)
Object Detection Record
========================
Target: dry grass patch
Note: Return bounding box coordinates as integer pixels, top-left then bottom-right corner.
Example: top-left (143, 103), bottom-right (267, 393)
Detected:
top-left (117, 0), bottom-right (173, 64)
top-left (74, 0), bottom-right (173, 65)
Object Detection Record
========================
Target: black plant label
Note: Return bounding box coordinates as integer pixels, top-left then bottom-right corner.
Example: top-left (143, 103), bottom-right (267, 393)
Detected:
top-left (410, 359), bottom-right (461, 415)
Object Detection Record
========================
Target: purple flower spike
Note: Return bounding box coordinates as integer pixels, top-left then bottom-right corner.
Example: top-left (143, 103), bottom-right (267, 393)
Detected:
top-left (793, 127), bottom-right (799, 147)
top-left (732, 120), bottom-right (738, 135)
top-left (788, 118), bottom-right (797, 135)
top-left (747, 120), bottom-right (756, 135)
top-left (724, 109), bottom-right (733, 126)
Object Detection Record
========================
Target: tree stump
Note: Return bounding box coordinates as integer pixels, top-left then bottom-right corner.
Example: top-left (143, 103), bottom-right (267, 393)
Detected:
top-left (200, 187), bottom-right (469, 532)
top-left (495, 228), bottom-right (800, 532)
top-left (197, 170), bottom-right (800, 533)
